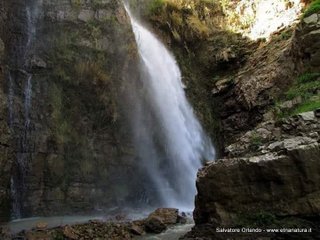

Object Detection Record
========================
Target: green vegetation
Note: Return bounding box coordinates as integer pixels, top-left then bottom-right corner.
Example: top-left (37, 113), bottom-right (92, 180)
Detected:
top-left (304, 0), bottom-right (320, 17)
top-left (85, 21), bottom-right (103, 45)
top-left (291, 100), bottom-right (320, 115)
top-left (92, 0), bottom-right (110, 9)
top-left (249, 133), bottom-right (263, 150)
top-left (286, 73), bottom-right (320, 100)
top-left (70, 0), bottom-right (82, 8)
top-left (279, 29), bottom-right (293, 40)
top-left (276, 72), bottom-right (320, 118)
top-left (148, 0), bottom-right (165, 14)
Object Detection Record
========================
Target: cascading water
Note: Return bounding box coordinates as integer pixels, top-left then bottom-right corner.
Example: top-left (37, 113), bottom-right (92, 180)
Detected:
top-left (9, 2), bottom-right (38, 219)
top-left (24, 75), bottom-right (32, 130)
top-left (124, 4), bottom-right (215, 211)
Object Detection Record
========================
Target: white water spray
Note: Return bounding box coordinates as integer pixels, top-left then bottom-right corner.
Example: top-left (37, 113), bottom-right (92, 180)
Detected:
top-left (124, 5), bottom-right (215, 211)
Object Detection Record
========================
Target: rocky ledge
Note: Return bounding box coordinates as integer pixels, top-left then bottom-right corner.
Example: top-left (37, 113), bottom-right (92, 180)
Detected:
top-left (187, 110), bottom-right (320, 240)
top-left (0, 208), bottom-right (187, 239)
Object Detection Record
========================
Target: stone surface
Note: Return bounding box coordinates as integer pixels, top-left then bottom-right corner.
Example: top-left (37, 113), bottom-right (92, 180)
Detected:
top-left (148, 208), bottom-right (179, 225)
top-left (36, 221), bottom-right (48, 230)
top-left (144, 216), bottom-right (167, 234)
top-left (195, 142), bottom-right (320, 225)
top-left (13, 208), bottom-right (189, 239)
top-left (0, 24), bottom-right (11, 222)
top-left (303, 14), bottom-right (319, 25)
top-left (130, 223), bottom-right (145, 236)
top-left (226, 111), bottom-right (320, 158)
top-left (189, 109), bottom-right (320, 239)
top-left (0, 0), bottom-right (144, 219)
top-left (212, 9), bottom-right (319, 146)
top-left (78, 9), bottom-right (94, 22)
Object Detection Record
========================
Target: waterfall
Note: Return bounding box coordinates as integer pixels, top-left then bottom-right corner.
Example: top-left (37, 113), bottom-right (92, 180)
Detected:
top-left (9, 1), bottom-right (38, 219)
top-left (124, 5), bottom-right (215, 211)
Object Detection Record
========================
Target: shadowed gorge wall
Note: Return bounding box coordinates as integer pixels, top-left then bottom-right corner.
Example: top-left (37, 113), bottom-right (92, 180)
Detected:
top-left (0, 0), bottom-right (150, 220)
top-left (0, 0), bottom-right (219, 221)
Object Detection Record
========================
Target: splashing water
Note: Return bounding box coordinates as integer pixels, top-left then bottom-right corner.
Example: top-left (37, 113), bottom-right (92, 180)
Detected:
top-left (124, 5), bottom-right (215, 211)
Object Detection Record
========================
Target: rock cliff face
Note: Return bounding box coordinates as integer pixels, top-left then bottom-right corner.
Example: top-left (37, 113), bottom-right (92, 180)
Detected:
top-left (0, 0), bottom-right (12, 221)
top-left (213, 11), bottom-right (320, 145)
top-left (194, 111), bottom-right (320, 224)
top-left (0, 0), bottom-right (145, 220)
top-left (185, 111), bottom-right (320, 239)
top-left (188, 11), bottom-right (320, 239)
top-left (138, 0), bottom-right (311, 153)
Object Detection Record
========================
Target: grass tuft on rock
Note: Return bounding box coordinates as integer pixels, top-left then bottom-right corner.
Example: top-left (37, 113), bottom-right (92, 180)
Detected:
top-left (148, 0), bottom-right (166, 14)
top-left (304, 0), bottom-right (320, 18)
top-left (276, 72), bottom-right (320, 118)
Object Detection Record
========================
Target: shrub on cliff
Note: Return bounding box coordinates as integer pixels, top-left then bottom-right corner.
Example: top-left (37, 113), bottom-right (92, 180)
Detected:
top-left (304, 0), bottom-right (320, 17)
top-left (276, 72), bottom-right (320, 117)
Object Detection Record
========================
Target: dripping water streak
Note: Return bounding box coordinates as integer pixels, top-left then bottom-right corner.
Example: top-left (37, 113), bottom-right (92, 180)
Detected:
top-left (24, 75), bottom-right (32, 134)
top-left (10, 74), bottom-right (33, 220)
top-left (10, 1), bottom-right (37, 219)
top-left (25, 6), bottom-right (36, 60)
top-left (8, 73), bottom-right (14, 127)
top-left (124, 4), bottom-right (215, 211)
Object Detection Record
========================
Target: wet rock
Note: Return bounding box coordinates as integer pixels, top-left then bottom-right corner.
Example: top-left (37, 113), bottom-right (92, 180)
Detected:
top-left (177, 215), bottom-right (188, 224)
top-left (114, 213), bottom-right (127, 222)
top-left (63, 225), bottom-right (78, 239)
top-left (0, 226), bottom-right (11, 240)
top-left (35, 221), bottom-right (48, 230)
top-left (130, 223), bottom-right (145, 235)
top-left (145, 216), bottom-right (167, 234)
top-left (25, 231), bottom-right (52, 240)
top-left (139, 208), bottom-right (188, 232)
top-left (148, 208), bottom-right (179, 225)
